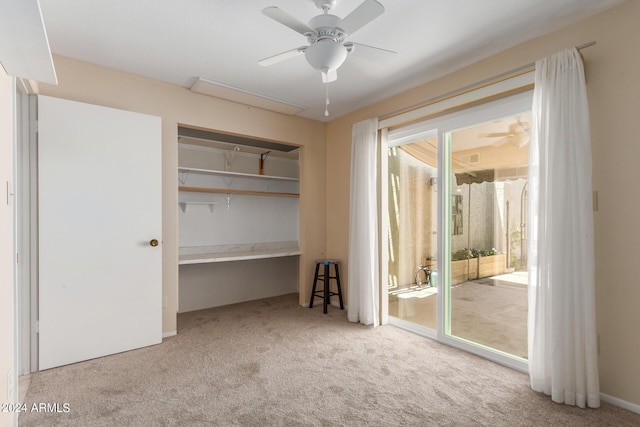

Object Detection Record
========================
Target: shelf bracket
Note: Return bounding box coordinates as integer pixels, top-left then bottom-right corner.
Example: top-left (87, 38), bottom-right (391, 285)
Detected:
top-left (178, 171), bottom-right (189, 185)
top-left (179, 201), bottom-right (216, 213)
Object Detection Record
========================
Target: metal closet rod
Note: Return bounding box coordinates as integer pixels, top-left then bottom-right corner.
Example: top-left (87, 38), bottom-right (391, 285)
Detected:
top-left (380, 40), bottom-right (596, 122)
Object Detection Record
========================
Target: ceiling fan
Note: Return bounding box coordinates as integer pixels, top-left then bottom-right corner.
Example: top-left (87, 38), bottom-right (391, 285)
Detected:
top-left (259, 0), bottom-right (396, 85)
top-left (481, 117), bottom-right (531, 148)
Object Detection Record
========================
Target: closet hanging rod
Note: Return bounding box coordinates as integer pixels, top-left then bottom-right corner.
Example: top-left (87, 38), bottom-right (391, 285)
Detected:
top-left (379, 40), bottom-right (596, 124)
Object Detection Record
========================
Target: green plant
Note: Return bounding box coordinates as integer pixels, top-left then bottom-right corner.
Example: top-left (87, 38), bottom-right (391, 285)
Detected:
top-left (452, 248), bottom-right (473, 261)
top-left (452, 247), bottom-right (497, 260)
top-left (479, 248), bottom-right (497, 256)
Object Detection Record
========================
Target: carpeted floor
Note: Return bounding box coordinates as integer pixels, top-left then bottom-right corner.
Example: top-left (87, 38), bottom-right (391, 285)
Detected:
top-left (20, 293), bottom-right (640, 426)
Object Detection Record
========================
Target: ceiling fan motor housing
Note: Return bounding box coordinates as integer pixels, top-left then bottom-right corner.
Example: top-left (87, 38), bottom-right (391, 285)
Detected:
top-left (307, 14), bottom-right (347, 42)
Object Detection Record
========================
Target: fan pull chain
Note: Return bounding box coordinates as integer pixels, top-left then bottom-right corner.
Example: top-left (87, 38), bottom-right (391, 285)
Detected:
top-left (324, 83), bottom-right (330, 117)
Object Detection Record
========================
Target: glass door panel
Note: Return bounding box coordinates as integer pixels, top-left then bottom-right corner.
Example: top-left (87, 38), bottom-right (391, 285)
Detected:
top-left (446, 113), bottom-right (530, 358)
top-left (387, 137), bottom-right (438, 329)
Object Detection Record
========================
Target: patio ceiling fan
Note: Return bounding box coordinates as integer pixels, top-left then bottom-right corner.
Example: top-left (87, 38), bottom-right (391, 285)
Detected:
top-left (481, 117), bottom-right (531, 148)
top-left (259, 0), bottom-right (396, 84)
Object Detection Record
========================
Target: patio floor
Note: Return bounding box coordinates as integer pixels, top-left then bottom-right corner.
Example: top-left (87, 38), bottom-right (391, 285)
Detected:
top-left (388, 271), bottom-right (528, 358)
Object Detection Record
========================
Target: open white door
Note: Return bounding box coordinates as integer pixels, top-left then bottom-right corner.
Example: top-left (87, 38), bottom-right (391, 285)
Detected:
top-left (38, 95), bottom-right (162, 370)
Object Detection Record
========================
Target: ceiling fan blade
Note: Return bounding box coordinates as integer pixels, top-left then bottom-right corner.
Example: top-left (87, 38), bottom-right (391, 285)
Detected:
top-left (490, 134), bottom-right (530, 148)
top-left (262, 6), bottom-right (314, 35)
top-left (340, 0), bottom-right (385, 36)
top-left (491, 136), bottom-right (512, 147)
top-left (518, 138), bottom-right (530, 148)
top-left (322, 69), bottom-right (337, 83)
top-left (480, 132), bottom-right (511, 138)
top-left (345, 42), bottom-right (396, 61)
top-left (258, 47), bottom-right (307, 67)
top-left (516, 134), bottom-right (530, 148)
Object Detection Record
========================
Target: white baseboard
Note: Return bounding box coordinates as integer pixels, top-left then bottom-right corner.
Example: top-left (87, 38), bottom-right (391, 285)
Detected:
top-left (162, 330), bottom-right (177, 339)
top-left (601, 392), bottom-right (640, 414)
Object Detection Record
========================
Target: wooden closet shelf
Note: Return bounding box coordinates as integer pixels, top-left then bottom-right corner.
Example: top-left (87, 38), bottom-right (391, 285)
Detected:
top-left (179, 186), bottom-right (299, 198)
top-left (178, 167), bottom-right (299, 182)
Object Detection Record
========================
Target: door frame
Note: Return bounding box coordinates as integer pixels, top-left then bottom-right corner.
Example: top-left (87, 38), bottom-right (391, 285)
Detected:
top-left (16, 87), bottom-right (38, 374)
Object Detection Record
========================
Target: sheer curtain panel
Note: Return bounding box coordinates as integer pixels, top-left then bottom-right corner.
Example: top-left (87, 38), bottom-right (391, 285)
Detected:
top-left (528, 47), bottom-right (599, 408)
top-left (348, 118), bottom-right (379, 326)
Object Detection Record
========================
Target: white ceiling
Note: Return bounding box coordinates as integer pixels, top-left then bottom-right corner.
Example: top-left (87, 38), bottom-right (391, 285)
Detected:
top-left (38, 0), bottom-right (625, 122)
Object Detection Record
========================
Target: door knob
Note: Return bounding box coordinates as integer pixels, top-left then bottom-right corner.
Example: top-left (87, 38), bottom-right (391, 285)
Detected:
top-left (150, 239), bottom-right (159, 247)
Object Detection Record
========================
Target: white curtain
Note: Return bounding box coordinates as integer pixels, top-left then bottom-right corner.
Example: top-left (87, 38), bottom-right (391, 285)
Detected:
top-left (348, 118), bottom-right (379, 326)
top-left (528, 47), bottom-right (600, 408)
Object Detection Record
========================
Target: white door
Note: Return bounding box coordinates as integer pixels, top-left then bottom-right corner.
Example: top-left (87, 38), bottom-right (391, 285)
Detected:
top-left (38, 95), bottom-right (162, 370)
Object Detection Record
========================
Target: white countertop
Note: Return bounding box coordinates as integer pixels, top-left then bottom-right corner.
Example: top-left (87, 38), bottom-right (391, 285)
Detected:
top-left (178, 241), bottom-right (300, 265)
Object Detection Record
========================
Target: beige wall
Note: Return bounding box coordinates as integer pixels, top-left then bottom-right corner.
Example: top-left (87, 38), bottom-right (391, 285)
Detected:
top-left (0, 70), bottom-right (16, 426)
top-left (326, 0), bottom-right (640, 407)
top-left (38, 56), bottom-right (327, 334)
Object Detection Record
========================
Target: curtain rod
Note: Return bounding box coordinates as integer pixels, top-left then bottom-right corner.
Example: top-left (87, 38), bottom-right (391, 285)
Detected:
top-left (380, 41), bottom-right (596, 123)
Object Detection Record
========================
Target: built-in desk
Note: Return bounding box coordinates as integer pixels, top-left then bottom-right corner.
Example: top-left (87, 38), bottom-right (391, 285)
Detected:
top-left (179, 241), bottom-right (301, 265)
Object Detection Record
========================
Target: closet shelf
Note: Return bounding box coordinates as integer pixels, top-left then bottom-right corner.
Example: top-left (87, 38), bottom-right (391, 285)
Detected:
top-left (178, 167), bottom-right (299, 182)
top-left (179, 186), bottom-right (299, 198)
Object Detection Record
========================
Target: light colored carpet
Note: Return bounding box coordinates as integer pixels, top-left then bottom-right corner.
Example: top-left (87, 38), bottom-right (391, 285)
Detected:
top-left (20, 293), bottom-right (640, 426)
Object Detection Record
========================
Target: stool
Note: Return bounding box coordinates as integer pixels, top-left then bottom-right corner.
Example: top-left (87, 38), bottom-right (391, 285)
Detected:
top-left (309, 260), bottom-right (344, 314)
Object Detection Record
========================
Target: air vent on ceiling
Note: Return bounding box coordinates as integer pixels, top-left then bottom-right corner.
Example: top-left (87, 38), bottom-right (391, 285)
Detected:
top-left (190, 78), bottom-right (307, 116)
top-left (461, 153), bottom-right (480, 164)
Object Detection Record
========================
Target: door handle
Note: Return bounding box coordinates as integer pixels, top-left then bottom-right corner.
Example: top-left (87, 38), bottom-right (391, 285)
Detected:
top-left (149, 239), bottom-right (159, 247)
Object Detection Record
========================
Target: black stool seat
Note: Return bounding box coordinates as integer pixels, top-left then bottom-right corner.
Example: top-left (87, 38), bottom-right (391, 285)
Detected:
top-left (309, 259), bottom-right (344, 314)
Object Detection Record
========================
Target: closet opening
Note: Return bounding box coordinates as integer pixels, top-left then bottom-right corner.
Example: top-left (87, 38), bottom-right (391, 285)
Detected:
top-left (176, 126), bottom-right (301, 315)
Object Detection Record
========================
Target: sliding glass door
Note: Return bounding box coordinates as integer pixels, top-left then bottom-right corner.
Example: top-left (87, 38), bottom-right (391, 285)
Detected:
top-left (387, 133), bottom-right (438, 331)
top-left (386, 91), bottom-right (532, 368)
top-left (445, 113), bottom-right (530, 360)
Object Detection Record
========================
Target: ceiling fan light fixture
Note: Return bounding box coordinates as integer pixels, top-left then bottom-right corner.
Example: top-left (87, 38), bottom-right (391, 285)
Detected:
top-left (260, 0), bottom-right (392, 117)
top-left (304, 39), bottom-right (348, 73)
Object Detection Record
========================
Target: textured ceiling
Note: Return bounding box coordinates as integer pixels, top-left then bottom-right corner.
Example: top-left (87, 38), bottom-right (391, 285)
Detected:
top-left (38, 0), bottom-right (625, 121)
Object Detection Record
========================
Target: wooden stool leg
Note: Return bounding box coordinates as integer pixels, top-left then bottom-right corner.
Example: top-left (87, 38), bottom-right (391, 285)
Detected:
top-left (323, 263), bottom-right (330, 314)
top-left (334, 263), bottom-right (344, 310)
top-left (309, 263), bottom-right (320, 308)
